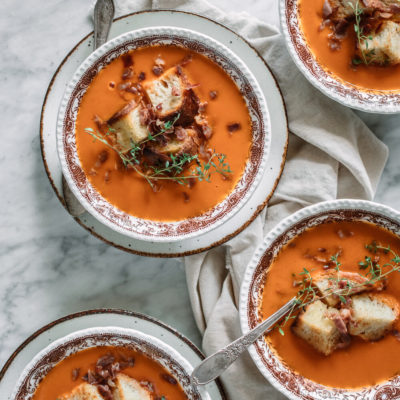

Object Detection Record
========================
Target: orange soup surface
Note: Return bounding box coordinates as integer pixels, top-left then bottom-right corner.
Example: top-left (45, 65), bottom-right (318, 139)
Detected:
top-left (33, 346), bottom-right (188, 400)
top-left (75, 45), bottom-right (252, 221)
top-left (298, 0), bottom-right (400, 90)
top-left (261, 221), bottom-right (400, 388)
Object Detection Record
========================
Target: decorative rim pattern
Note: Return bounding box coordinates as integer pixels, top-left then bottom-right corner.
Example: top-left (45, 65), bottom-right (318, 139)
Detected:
top-left (11, 327), bottom-right (209, 400)
top-left (239, 199), bottom-right (400, 399)
top-left (57, 26), bottom-right (270, 242)
top-left (280, 0), bottom-right (400, 113)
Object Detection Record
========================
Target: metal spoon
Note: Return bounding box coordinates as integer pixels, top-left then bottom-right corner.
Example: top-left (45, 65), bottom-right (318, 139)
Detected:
top-left (191, 297), bottom-right (297, 386)
top-left (62, 0), bottom-right (115, 217)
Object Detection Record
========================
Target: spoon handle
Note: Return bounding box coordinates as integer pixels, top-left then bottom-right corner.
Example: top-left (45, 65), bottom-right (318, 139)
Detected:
top-left (94, 0), bottom-right (115, 49)
top-left (191, 297), bottom-right (297, 386)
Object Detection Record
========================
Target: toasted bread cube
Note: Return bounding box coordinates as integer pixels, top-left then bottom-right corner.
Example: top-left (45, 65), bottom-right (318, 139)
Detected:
top-left (108, 101), bottom-right (149, 152)
top-left (292, 300), bottom-right (341, 356)
top-left (144, 66), bottom-right (185, 118)
top-left (313, 270), bottom-right (377, 307)
top-left (358, 21), bottom-right (400, 65)
top-left (113, 374), bottom-right (153, 400)
top-left (151, 127), bottom-right (198, 156)
top-left (144, 66), bottom-right (199, 125)
top-left (58, 383), bottom-right (104, 400)
top-left (349, 293), bottom-right (400, 341)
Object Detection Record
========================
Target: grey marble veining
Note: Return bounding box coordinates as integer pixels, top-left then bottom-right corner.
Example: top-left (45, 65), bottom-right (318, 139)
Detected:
top-left (1, 0), bottom-right (400, 374)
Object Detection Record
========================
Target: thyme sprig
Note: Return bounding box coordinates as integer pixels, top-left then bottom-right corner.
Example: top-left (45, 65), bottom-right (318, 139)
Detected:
top-left (348, 0), bottom-right (375, 65)
top-left (274, 244), bottom-right (400, 336)
top-left (84, 113), bottom-right (181, 167)
top-left (84, 114), bottom-right (232, 189)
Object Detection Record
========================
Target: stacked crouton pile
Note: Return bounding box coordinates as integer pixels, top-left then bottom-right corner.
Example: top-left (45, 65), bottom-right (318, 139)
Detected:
top-left (105, 59), bottom-right (212, 170)
top-left (292, 270), bottom-right (400, 355)
top-left (322, 0), bottom-right (400, 65)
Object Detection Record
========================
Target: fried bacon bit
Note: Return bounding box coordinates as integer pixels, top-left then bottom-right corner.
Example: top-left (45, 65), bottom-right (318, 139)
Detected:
top-left (154, 55), bottom-right (166, 67)
top-left (171, 86), bottom-right (180, 96)
top-left (180, 54), bottom-right (193, 66)
top-left (209, 90), bottom-right (218, 100)
top-left (139, 106), bottom-right (151, 126)
top-left (202, 124), bottom-right (212, 139)
top-left (318, 247), bottom-right (327, 253)
top-left (176, 65), bottom-right (183, 76)
top-left (183, 192), bottom-right (190, 203)
top-left (122, 67), bottom-right (134, 80)
top-left (199, 102), bottom-right (208, 113)
top-left (122, 53), bottom-right (134, 68)
top-left (94, 150), bottom-right (109, 168)
top-left (161, 373), bottom-right (178, 385)
top-left (188, 178), bottom-right (197, 188)
top-left (125, 85), bottom-right (138, 94)
top-left (108, 100), bottom-right (137, 125)
top-left (138, 71), bottom-right (146, 81)
top-left (322, 0), bottom-right (333, 18)
top-left (109, 81), bottom-right (115, 88)
top-left (118, 82), bottom-right (132, 91)
top-left (72, 368), bottom-right (80, 381)
top-left (156, 103), bottom-right (163, 111)
top-left (326, 310), bottom-right (350, 343)
top-left (104, 170), bottom-right (111, 183)
top-left (227, 122), bottom-right (241, 133)
top-left (175, 126), bottom-right (187, 140)
top-left (336, 229), bottom-right (353, 239)
top-left (97, 385), bottom-right (113, 400)
top-left (94, 114), bottom-right (108, 134)
top-left (152, 65), bottom-right (164, 76)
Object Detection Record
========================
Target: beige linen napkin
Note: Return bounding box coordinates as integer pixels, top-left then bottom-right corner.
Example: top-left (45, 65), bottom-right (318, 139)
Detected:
top-left (106, 0), bottom-right (388, 397)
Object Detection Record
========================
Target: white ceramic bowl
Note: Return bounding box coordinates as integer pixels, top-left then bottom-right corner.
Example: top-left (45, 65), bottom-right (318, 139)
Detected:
top-left (57, 26), bottom-right (270, 242)
top-left (239, 199), bottom-right (400, 399)
top-left (280, 0), bottom-right (400, 113)
top-left (11, 326), bottom-right (210, 400)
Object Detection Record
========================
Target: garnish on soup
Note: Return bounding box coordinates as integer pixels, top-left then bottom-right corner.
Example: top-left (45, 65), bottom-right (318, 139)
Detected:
top-left (260, 221), bottom-right (400, 388)
top-left (298, 0), bottom-right (400, 89)
top-left (33, 347), bottom-right (188, 400)
top-left (75, 45), bottom-right (252, 221)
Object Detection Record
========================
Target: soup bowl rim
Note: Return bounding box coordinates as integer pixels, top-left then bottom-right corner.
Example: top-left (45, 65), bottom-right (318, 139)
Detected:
top-left (56, 25), bottom-right (270, 242)
top-left (11, 325), bottom-right (210, 400)
top-left (239, 198), bottom-right (400, 399)
top-left (280, 0), bottom-right (400, 114)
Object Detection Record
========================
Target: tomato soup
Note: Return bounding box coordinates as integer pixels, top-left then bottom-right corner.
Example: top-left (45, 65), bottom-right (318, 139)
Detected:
top-left (260, 221), bottom-right (400, 388)
top-left (75, 45), bottom-right (252, 221)
top-left (33, 346), bottom-right (188, 400)
top-left (298, 0), bottom-right (400, 90)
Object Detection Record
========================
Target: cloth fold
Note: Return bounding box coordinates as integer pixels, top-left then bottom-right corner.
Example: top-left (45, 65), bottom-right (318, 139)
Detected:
top-left (102, 0), bottom-right (388, 397)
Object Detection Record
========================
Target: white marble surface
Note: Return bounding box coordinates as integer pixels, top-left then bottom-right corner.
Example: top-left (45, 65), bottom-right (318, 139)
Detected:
top-left (0, 0), bottom-right (400, 375)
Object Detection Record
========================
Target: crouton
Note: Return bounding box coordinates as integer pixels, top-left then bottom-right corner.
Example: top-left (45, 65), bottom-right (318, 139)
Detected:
top-left (358, 20), bottom-right (400, 65)
top-left (143, 66), bottom-right (199, 123)
top-left (150, 127), bottom-right (199, 156)
top-left (348, 293), bottom-right (400, 341)
top-left (107, 101), bottom-right (149, 152)
top-left (313, 270), bottom-right (381, 306)
top-left (292, 300), bottom-right (342, 355)
top-left (113, 374), bottom-right (153, 400)
top-left (58, 383), bottom-right (104, 400)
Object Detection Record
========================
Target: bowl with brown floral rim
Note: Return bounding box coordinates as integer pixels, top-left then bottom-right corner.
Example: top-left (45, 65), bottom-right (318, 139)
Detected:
top-left (57, 26), bottom-right (270, 242)
top-left (280, 0), bottom-right (400, 113)
top-left (239, 199), bottom-right (400, 399)
top-left (11, 326), bottom-right (210, 400)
